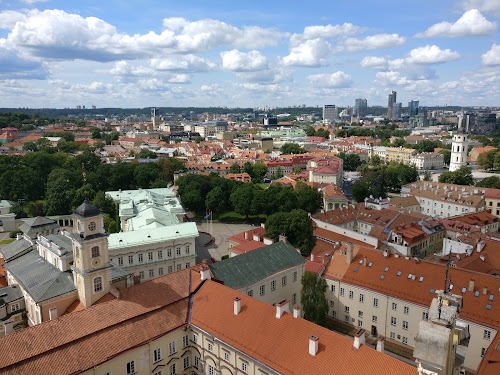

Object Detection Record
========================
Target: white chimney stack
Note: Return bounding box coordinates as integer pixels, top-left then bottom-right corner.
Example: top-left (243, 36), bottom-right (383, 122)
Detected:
top-left (353, 329), bottom-right (366, 349)
top-left (376, 335), bottom-right (385, 353)
top-left (468, 279), bottom-right (475, 292)
top-left (234, 297), bottom-right (241, 315)
top-left (293, 306), bottom-right (301, 318)
top-left (4, 320), bottom-right (14, 335)
top-left (275, 300), bottom-right (290, 319)
top-left (200, 265), bottom-right (211, 281)
top-left (309, 335), bottom-right (319, 356)
top-left (244, 231), bottom-right (249, 240)
top-left (310, 254), bottom-right (315, 262)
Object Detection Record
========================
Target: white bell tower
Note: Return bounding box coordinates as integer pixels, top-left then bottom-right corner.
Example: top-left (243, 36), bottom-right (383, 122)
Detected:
top-left (449, 118), bottom-right (468, 172)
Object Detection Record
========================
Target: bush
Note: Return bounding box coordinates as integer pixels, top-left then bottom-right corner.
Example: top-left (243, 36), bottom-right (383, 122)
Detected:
top-left (9, 230), bottom-right (22, 239)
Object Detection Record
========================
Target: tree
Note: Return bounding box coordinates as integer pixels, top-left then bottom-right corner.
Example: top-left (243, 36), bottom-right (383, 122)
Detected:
top-left (305, 126), bottom-right (315, 136)
top-left (439, 149), bottom-right (451, 166)
top-left (230, 163), bottom-right (241, 173)
top-left (205, 186), bottom-right (226, 215)
top-left (338, 152), bottom-right (362, 172)
top-left (44, 168), bottom-right (81, 215)
top-left (438, 166), bottom-right (474, 186)
top-left (295, 182), bottom-right (322, 213)
top-left (477, 150), bottom-right (497, 170)
top-left (476, 176), bottom-right (500, 189)
top-left (91, 129), bottom-right (101, 139)
top-left (301, 271), bottom-right (328, 326)
top-left (265, 209), bottom-right (315, 256)
top-left (230, 184), bottom-right (256, 218)
top-left (414, 140), bottom-right (441, 153)
top-left (423, 170), bottom-right (432, 181)
top-left (316, 128), bottom-right (330, 139)
top-left (136, 149), bottom-right (158, 159)
top-left (280, 143), bottom-right (306, 155)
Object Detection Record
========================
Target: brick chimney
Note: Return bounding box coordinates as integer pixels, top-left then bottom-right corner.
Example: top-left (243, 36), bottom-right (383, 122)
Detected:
top-left (363, 256), bottom-right (367, 266)
top-left (353, 329), bottom-right (366, 349)
top-left (293, 306), bottom-right (301, 318)
top-left (275, 300), bottom-right (290, 319)
top-left (376, 335), bottom-right (385, 353)
top-left (309, 335), bottom-right (319, 356)
top-left (200, 265), bottom-right (211, 281)
top-left (346, 242), bottom-right (353, 264)
top-left (234, 297), bottom-right (241, 315)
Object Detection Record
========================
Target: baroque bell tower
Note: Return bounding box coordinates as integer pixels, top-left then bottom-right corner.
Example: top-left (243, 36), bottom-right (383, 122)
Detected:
top-left (71, 199), bottom-right (112, 307)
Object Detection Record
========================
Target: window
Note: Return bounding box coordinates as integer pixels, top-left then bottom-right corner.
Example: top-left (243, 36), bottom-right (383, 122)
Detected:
top-left (169, 341), bottom-right (176, 355)
top-left (481, 348), bottom-right (486, 357)
top-left (93, 277), bottom-right (103, 293)
top-left (359, 294), bottom-right (364, 303)
top-left (247, 290), bottom-right (253, 297)
top-left (176, 247), bottom-right (181, 256)
top-left (390, 332), bottom-right (395, 340)
top-left (158, 267), bottom-right (164, 275)
top-left (168, 249), bottom-right (172, 257)
top-left (293, 271), bottom-right (297, 282)
top-left (373, 298), bottom-right (379, 308)
top-left (403, 321), bottom-right (408, 330)
top-left (345, 315), bottom-right (350, 323)
top-left (282, 275), bottom-right (287, 286)
top-left (208, 365), bottom-right (215, 375)
top-left (186, 245), bottom-right (190, 254)
top-left (358, 311), bottom-right (363, 318)
top-left (331, 285), bottom-right (336, 293)
top-left (372, 315), bottom-right (377, 323)
top-left (345, 306), bottom-right (349, 313)
top-left (194, 356), bottom-right (199, 368)
top-left (10, 303), bottom-right (20, 313)
top-left (192, 333), bottom-right (198, 343)
top-left (183, 356), bottom-right (190, 369)
top-left (158, 250), bottom-right (163, 259)
top-left (422, 312), bottom-right (429, 321)
top-left (88, 221), bottom-right (96, 231)
top-left (153, 348), bottom-right (162, 363)
top-left (224, 351), bottom-right (230, 362)
top-left (138, 254), bottom-right (143, 263)
top-left (149, 269), bottom-right (154, 278)
top-left (358, 320), bottom-right (363, 328)
top-left (340, 287), bottom-right (344, 296)
top-left (128, 255), bottom-right (133, 265)
top-left (169, 363), bottom-right (176, 375)
top-left (484, 330), bottom-right (491, 340)
top-left (185, 262), bottom-right (190, 268)
top-left (391, 302), bottom-right (397, 311)
top-left (76, 247), bottom-right (80, 257)
top-left (404, 306), bottom-right (409, 315)
top-left (241, 361), bottom-right (248, 373)
top-left (391, 317), bottom-right (396, 326)
top-left (260, 285), bottom-right (265, 296)
top-left (271, 280), bottom-right (276, 291)
top-left (126, 361), bottom-right (135, 375)
top-left (148, 252), bottom-right (153, 261)
top-left (183, 335), bottom-right (189, 348)
top-left (176, 264), bottom-right (181, 271)
top-left (139, 271), bottom-right (144, 279)
top-left (349, 291), bottom-right (354, 300)
top-left (118, 257), bottom-right (123, 266)
top-left (292, 293), bottom-right (297, 305)
top-left (168, 266), bottom-right (173, 273)
top-left (91, 246), bottom-right (100, 258)
top-left (330, 300), bottom-right (334, 307)
top-left (207, 342), bottom-right (213, 352)
top-left (403, 337), bottom-right (408, 345)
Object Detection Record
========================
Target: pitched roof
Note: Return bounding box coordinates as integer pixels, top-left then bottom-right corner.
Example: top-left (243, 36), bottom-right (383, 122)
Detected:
top-left (0, 238), bottom-right (33, 262)
top-left (477, 334), bottom-right (500, 375)
top-left (3, 251), bottom-right (76, 302)
top-left (191, 280), bottom-right (416, 375)
top-left (209, 242), bottom-right (305, 289)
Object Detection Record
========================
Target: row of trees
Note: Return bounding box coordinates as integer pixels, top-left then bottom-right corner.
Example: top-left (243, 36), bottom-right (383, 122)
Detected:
top-left (477, 148), bottom-right (500, 171)
top-left (305, 126), bottom-right (330, 138)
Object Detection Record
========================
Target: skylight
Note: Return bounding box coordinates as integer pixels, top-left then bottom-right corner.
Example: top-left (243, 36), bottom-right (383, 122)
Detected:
top-left (358, 259), bottom-right (363, 264)
top-left (380, 275), bottom-right (385, 280)
top-left (486, 304), bottom-right (492, 310)
top-left (384, 266), bottom-right (389, 272)
top-left (368, 262), bottom-right (373, 267)
top-left (419, 276), bottom-right (424, 282)
top-left (474, 291), bottom-right (480, 297)
top-left (430, 288), bottom-right (435, 294)
top-left (354, 267), bottom-right (359, 273)
top-left (489, 294), bottom-right (494, 301)
top-left (397, 271), bottom-right (402, 276)
top-left (461, 287), bottom-right (466, 294)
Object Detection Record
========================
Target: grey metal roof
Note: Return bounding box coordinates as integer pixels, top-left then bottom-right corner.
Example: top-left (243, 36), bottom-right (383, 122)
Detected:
top-left (0, 238), bottom-right (33, 262)
top-left (74, 199), bottom-right (101, 218)
top-left (0, 285), bottom-right (23, 304)
top-left (21, 216), bottom-right (56, 227)
top-left (110, 263), bottom-right (130, 281)
top-left (209, 242), bottom-right (305, 289)
top-left (4, 251), bottom-right (76, 303)
top-left (45, 234), bottom-right (72, 254)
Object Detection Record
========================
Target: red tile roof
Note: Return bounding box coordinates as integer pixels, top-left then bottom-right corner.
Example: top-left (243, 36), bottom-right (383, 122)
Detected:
top-left (477, 334), bottom-right (500, 375)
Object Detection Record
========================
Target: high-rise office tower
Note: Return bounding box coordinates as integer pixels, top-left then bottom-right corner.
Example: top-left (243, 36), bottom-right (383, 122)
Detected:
top-left (387, 91), bottom-right (397, 119)
top-left (354, 99), bottom-right (368, 118)
top-left (323, 105), bottom-right (338, 122)
top-left (392, 103), bottom-right (402, 120)
top-left (408, 100), bottom-right (419, 116)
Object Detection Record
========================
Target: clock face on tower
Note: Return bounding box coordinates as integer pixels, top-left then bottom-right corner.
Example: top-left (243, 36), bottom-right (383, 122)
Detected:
top-left (88, 221), bottom-right (96, 231)
top-left (92, 258), bottom-right (101, 267)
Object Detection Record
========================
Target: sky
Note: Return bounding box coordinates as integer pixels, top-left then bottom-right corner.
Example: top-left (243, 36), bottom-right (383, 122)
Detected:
top-left (0, 0), bottom-right (499, 109)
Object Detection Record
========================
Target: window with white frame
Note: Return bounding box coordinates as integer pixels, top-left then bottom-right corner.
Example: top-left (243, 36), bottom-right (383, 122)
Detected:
top-left (340, 287), bottom-right (344, 296)
top-left (392, 302), bottom-right (397, 311)
top-left (402, 321), bottom-right (408, 330)
top-left (403, 306), bottom-right (409, 315)
top-left (118, 257), bottom-right (123, 266)
top-left (372, 315), bottom-right (377, 323)
top-left (176, 247), bottom-right (181, 256)
top-left (93, 277), bottom-right (103, 293)
top-left (168, 266), bottom-right (173, 273)
top-left (260, 285), bottom-right (265, 296)
top-left (373, 298), bottom-right (378, 308)
top-left (128, 255), bottom-right (133, 264)
top-left (208, 365), bottom-right (215, 375)
top-left (271, 280), bottom-right (276, 291)
top-left (282, 275), bottom-right (287, 286)
top-left (358, 320), bottom-right (363, 327)
top-left (153, 348), bottom-right (162, 363)
top-left (241, 361), bottom-right (248, 373)
top-left (484, 330), bottom-right (491, 340)
top-left (183, 356), bottom-right (190, 369)
top-left (224, 351), bottom-right (230, 362)
top-left (292, 293), bottom-right (297, 305)
top-left (149, 269), bottom-right (154, 278)
top-left (331, 285), bottom-right (336, 293)
top-left (481, 348), bottom-right (486, 357)
top-left (10, 303), bottom-right (20, 312)
top-left (358, 311), bottom-right (363, 318)
top-left (158, 250), bottom-right (163, 259)
top-left (422, 312), bottom-right (429, 321)
top-left (158, 267), bottom-right (164, 275)
top-left (330, 300), bottom-right (334, 307)
top-left (148, 252), bottom-right (153, 261)
top-left (186, 245), bottom-right (190, 254)
top-left (345, 306), bottom-right (349, 313)
top-left (402, 337), bottom-right (408, 345)
top-left (207, 342), bottom-right (213, 352)
top-left (192, 333), bottom-right (198, 343)
top-left (345, 315), bottom-right (349, 322)
top-left (293, 271), bottom-right (297, 282)
top-left (391, 317), bottom-right (396, 326)
top-left (138, 254), bottom-right (143, 263)
top-left (168, 341), bottom-right (176, 355)
top-left (359, 294), bottom-right (364, 303)
top-left (126, 361), bottom-right (135, 375)
top-left (349, 290), bottom-right (354, 299)
top-left (194, 356), bottom-right (199, 368)
top-left (169, 363), bottom-right (176, 375)
top-left (390, 332), bottom-right (395, 340)
top-left (168, 249), bottom-right (172, 257)
top-left (185, 262), bottom-right (190, 268)
top-left (176, 264), bottom-right (181, 271)
top-left (139, 271), bottom-right (144, 279)
top-left (247, 290), bottom-right (253, 297)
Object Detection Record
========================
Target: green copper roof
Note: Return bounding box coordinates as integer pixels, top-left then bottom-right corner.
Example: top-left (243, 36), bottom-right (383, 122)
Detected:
top-left (209, 242), bottom-right (305, 290)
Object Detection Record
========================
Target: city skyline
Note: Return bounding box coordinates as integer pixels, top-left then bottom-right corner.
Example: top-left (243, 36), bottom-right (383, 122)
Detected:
top-left (0, 0), bottom-right (499, 108)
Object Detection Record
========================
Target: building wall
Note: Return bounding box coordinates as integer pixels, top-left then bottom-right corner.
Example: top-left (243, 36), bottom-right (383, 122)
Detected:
top-left (486, 197), bottom-right (500, 218)
top-left (416, 196), bottom-right (484, 218)
top-left (312, 218), bottom-right (379, 247)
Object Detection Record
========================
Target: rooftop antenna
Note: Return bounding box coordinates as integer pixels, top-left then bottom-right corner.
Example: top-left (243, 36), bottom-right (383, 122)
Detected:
top-left (438, 249), bottom-right (453, 321)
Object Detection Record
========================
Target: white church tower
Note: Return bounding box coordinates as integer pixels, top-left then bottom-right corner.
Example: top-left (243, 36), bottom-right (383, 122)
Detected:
top-left (449, 115), bottom-right (468, 172)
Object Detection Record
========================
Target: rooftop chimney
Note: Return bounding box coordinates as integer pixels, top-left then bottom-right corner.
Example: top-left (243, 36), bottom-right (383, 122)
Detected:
top-left (279, 234), bottom-right (288, 244)
top-left (353, 329), bottom-right (366, 349)
top-left (309, 335), bottom-right (319, 356)
top-left (293, 306), bottom-right (301, 319)
top-left (275, 300), bottom-right (290, 319)
top-left (310, 254), bottom-right (315, 262)
top-left (48, 307), bottom-right (58, 321)
top-left (200, 265), bottom-right (211, 281)
top-left (483, 287), bottom-right (488, 295)
top-left (234, 297), bottom-right (241, 316)
top-left (3, 320), bottom-right (14, 335)
top-left (376, 335), bottom-right (385, 353)
top-left (363, 256), bottom-right (367, 266)
top-left (477, 241), bottom-right (485, 252)
top-left (244, 231), bottom-right (249, 240)
top-left (346, 242), bottom-right (353, 264)
top-left (468, 279), bottom-right (475, 292)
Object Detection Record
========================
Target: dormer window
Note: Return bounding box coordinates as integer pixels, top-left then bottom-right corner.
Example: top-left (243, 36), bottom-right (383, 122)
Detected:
top-left (88, 221), bottom-right (96, 231)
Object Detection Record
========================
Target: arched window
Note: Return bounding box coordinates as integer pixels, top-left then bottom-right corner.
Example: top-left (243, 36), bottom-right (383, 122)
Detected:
top-left (91, 246), bottom-right (100, 258)
top-left (93, 277), bottom-right (103, 293)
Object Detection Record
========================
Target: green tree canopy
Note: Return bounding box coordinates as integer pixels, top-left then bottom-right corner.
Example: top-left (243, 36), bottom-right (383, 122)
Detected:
top-left (338, 152), bottom-right (363, 172)
top-left (301, 271), bottom-right (328, 326)
top-left (476, 176), bottom-right (500, 189)
top-left (438, 166), bottom-right (474, 186)
top-left (280, 143), bottom-right (306, 155)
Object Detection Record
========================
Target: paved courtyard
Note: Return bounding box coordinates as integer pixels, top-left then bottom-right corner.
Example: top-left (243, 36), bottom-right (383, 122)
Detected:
top-left (195, 222), bottom-right (255, 263)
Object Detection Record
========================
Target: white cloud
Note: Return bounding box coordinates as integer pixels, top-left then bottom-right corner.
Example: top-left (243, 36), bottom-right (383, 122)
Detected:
top-left (417, 9), bottom-right (497, 37)
top-left (150, 55), bottom-right (215, 72)
top-left (345, 33), bottom-right (406, 52)
top-left (282, 38), bottom-right (331, 67)
top-left (167, 74), bottom-right (191, 84)
top-left (237, 82), bottom-right (282, 92)
top-left (461, 0), bottom-right (500, 18)
top-left (405, 45), bottom-right (460, 64)
top-left (0, 46), bottom-right (48, 79)
top-left (220, 50), bottom-right (268, 72)
top-left (307, 71), bottom-right (353, 88)
top-left (360, 56), bottom-right (387, 69)
top-left (482, 44), bottom-right (500, 65)
top-left (290, 23), bottom-right (360, 45)
top-left (0, 10), bottom-right (27, 29)
top-left (109, 61), bottom-right (152, 77)
top-left (375, 71), bottom-right (409, 86)
top-left (21, 0), bottom-right (48, 4)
